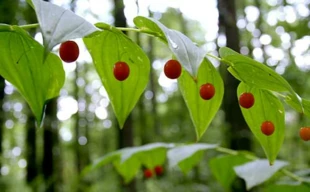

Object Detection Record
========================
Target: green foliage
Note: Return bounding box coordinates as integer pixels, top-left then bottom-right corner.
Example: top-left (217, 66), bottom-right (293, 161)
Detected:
top-left (1, 1), bottom-right (310, 190)
top-left (83, 29), bottom-right (150, 127)
top-left (238, 83), bottom-right (285, 164)
top-left (220, 47), bottom-right (302, 112)
top-left (178, 59), bottom-right (224, 139)
top-left (167, 143), bottom-right (217, 173)
top-left (134, 16), bottom-right (205, 77)
top-left (234, 159), bottom-right (288, 190)
top-left (265, 183), bottom-right (310, 192)
top-left (209, 154), bottom-right (250, 189)
top-left (82, 143), bottom-right (173, 183)
top-left (0, 24), bottom-right (65, 125)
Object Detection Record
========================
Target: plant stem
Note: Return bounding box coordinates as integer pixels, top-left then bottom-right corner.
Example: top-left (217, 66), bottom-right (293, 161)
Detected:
top-left (116, 27), bottom-right (166, 42)
top-left (19, 23), bottom-right (39, 29)
top-left (206, 53), bottom-right (222, 61)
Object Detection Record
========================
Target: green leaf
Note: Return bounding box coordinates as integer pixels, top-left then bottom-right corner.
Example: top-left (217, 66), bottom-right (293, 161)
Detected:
top-left (84, 30), bottom-right (150, 127)
top-left (26, 0), bottom-right (34, 9)
top-left (220, 47), bottom-right (302, 112)
top-left (81, 143), bottom-right (173, 181)
top-left (0, 25), bottom-right (65, 125)
top-left (234, 159), bottom-right (288, 190)
top-left (133, 16), bottom-right (166, 42)
top-left (119, 143), bottom-right (173, 167)
top-left (219, 46), bottom-right (239, 57)
top-left (178, 58), bottom-right (224, 140)
top-left (237, 82), bottom-right (285, 164)
top-left (167, 143), bottom-right (217, 173)
top-left (133, 16), bottom-right (205, 76)
top-left (302, 99), bottom-right (310, 118)
top-left (81, 151), bottom-right (120, 177)
top-left (209, 155), bottom-right (250, 189)
top-left (31, 0), bottom-right (98, 51)
top-left (264, 184), bottom-right (310, 192)
top-left (114, 156), bottom-right (141, 183)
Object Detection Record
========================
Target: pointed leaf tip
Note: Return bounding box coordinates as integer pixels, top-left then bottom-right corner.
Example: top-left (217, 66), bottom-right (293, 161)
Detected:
top-left (32, 0), bottom-right (98, 51)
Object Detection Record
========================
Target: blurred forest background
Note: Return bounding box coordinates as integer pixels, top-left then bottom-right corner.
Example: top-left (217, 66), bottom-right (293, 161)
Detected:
top-left (0, 0), bottom-right (309, 191)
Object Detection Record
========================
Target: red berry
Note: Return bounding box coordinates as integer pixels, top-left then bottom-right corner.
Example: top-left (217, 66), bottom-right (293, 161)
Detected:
top-left (113, 61), bottom-right (130, 81)
top-left (261, 121), bottom-right (275, 136)
top-left (299, 127), bottom-right (310, 141)
top-left (200, 83), bottom-right (215, 100)
top-left (59, 41), bottom-right (79, 63)
top-left (143, 169), bottom-right (153, 178)
top-left (154, 165), bottom-right (164, 176)
top-left (239, 92), bottom-right (255, 109)
top-left (164, 59), bottom-right (182, 79)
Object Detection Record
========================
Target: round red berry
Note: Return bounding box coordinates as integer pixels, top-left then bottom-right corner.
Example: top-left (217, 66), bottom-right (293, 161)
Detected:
top-left (143, 169), bottom-right (153, 178)
top-left (261, 121), bottom-right (275, 136)
top-left (59, 41), bottom-right (79, 63)
top-left (299, 127), bottom-right (310, 141)
top-left (154, 165), bottom-right (164, 176)
top-left (200, 83), bottom-right (215, 100)
top-left (113, 61), bottom-right (130, 81)
top-left (239, 92), bottom-right (255, 109)
top-left (164, 59), bottom-right (182, 79)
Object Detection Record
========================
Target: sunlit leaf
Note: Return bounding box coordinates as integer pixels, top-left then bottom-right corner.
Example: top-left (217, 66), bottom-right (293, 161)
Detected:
top-left (167, 143), bottom-right (217, 173)
top-left (0, 25), bottom-right (65, 125)
top-left (81, 143), bottom-right (173, 182)
top-left (219, 47), bottom-right (302, 112)
top-left (133, 16), bottom-right (166, 42)
top-left (31, 0), bottom-right (98, 51)
top-left (84, 29), bottom-right (150, 127)
top-left (302, 99), bottom-right (310, 118)
top-left (133, 16), bottom-right (205, 76)
top-left (218, 46), bottom-right (239, 57)
top-left (119, 143), bottom-right (174, 167)
top-left (209, 155), bottom-right (250, 189)
top-left (234, 159), bottom-right (288, 190)
top-left (238, 82), bottom-right (285, 164)
top-left (113, 156), bottom-right (141, 183)
top-left (178, 58), bottom-right (224, 139)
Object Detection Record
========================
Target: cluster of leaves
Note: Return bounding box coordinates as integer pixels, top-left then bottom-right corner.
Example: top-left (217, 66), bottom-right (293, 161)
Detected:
top-left (0, 0), bottom-right (309, 188)
top-left (81, 142), bottom-right (310, 191)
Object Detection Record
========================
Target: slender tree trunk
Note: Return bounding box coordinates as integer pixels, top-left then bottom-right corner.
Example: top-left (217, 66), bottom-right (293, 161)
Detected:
top-left (0, 77), bottom-right (4, 170)
top-left (42, 98), bottom-right (59, 192)
top-left (113, 0), bottom-right (136, 191)
top-left (21, 2), bottom-right (40, 189)
top-left (0, 0), bottom-right (19, 175)
top-left (217, 0), bottom-right (251, 152)
top-left (217, 0), bottom-right (251, 191)
top-left (147, 10), bottom-right (160, 137)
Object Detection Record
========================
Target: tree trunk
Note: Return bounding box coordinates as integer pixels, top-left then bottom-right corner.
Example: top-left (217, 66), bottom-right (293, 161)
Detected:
top-left (0, 77), bottom-right (4, 170)
top-left (22, 2), bottom-right (40, 188)
top-left (217, 0), bottom-right (251, 191)
top-left (42, 98), bottom-right (59, 192)
top-left (113, 0), bottom-right (136, 191)
top-left (0, 0), bottom-right (19, 175)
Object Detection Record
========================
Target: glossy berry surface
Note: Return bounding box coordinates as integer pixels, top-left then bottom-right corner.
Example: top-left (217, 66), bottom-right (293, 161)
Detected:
top-left (143, 169), bottom-right (153, 178)
top-left (154, 165), bottom-right (164, 176)
top-left (113, 61), bottom-right (130, 81)
top-left (239, 92), bottom-right (255, 109)
top-left (299, 127), bottom-right (310, 141)
top-left (200, 83), bottom-right (215, 100)
top-left (59, 41), bottom-right (79, 63)
top-left (261, 121), bottom-right (275, 136)
top-left (164, 59), bottom-right (182, 79)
